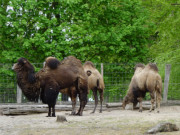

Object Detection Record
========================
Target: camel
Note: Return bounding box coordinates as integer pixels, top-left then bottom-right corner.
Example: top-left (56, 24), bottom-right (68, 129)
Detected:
top-left (43, 56), bottom-right (86, 115)
top-left (83, 61), bottom-right (105, 113)
top-left (122, 63), bottom-right (162, 113)
top-left (12, 56), bottom-right (88, 117)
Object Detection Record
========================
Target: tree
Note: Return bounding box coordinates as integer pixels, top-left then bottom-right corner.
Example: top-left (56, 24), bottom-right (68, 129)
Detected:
top-left (142, 0), bottom-right (180, 100)
top-left (142, 0), bottom-right (180, 64)
top-left (0, 0), bottom-right (151, 63)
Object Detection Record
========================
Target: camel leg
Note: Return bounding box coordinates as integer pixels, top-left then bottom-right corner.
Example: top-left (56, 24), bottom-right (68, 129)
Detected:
top-left (52, 105), bottom-right (56, 117)
top-left (99, 90), bottom-right (103, 113)
top-left (44, 83), bottom-right (59, 117)
top-left (137, 97), bottom-right (143, 112)
top-left (91, 88), bottom-right (98, 113)
top-left (76, 94), bottom-right (86, 116)
top-left (156, 91), bottom-right (161, 113)
top-left (71, 98), bottom-right (76, 115)
top-left (75, 77), bottom-right (88, 116)
top-left (71, 88), bottom-right (77, 115)
top-left (76, 105), bottom-right (81, 116)
top-left (157, 100), bottom-right (160, 113)
top-left (150, 92), bottom-right (155, 112)
top-left (47, 105), bottom-right (51, 117)
top-left (76, 100), bottom-right (86, 116)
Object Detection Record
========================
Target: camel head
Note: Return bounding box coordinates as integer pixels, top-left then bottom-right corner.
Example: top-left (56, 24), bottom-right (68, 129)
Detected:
top-left (13, 57), bottom-right (40, 102)
top-left (83, 61), bottom-right (94, 77)
top-left (122, 96), bottom-right (129, 109)
top-left (13, 57), bottom-right (36, 83)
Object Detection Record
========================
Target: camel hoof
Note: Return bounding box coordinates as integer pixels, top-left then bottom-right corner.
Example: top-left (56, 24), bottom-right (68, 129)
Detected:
top-left (76, 113), bottom-right (82, 116)
top-left (70, 113), bottom-right (76, 116)
top-left (70, 112), bottom-right (76, 115)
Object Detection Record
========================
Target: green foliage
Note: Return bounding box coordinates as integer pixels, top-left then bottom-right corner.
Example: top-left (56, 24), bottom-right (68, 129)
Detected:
top-left (142, 0), bottom-right (180, 100)
top-left (1, 0), bottom-right (180, 102)
top-left (1, 0), bottom-right (151, 63)
top-left (142, 0), bottom-right (180, 63)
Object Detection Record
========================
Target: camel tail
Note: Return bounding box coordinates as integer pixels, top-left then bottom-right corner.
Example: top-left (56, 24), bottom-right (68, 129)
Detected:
top-left (155, 78), bottom-right (162, 112)
top-left (156, 79), bottom-right (162, 101)
top-left (97, 79), bottom-right (100, 89)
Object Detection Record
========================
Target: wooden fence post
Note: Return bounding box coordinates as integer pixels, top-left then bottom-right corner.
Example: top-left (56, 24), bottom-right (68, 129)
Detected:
top-left (101, 63), bottom-right (103, 77)
top-left (17, 85), bottom-right (22, 103)
top-left (163, 64), bottom-right (171, 103)
top-left (101, 63), bottom-right (107, 102)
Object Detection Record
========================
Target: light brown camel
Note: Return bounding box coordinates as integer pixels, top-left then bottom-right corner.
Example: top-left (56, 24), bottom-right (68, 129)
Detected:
top-left (83, 61), bottom-right (105, 113)
top-left (122, 63), bottom-right (162, 113)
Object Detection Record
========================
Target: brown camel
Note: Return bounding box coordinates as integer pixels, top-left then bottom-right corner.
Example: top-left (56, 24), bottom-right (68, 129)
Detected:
top-left (122, 63), bottom-right (162, 113)
top-left (13, 56), bottom-right (88, 117)
top-left (43, 56), bottom-right (81, 115)
top-left (83, 61), bottom-right (105, 113)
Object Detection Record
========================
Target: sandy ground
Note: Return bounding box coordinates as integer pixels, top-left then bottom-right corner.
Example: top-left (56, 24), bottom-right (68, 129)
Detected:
top-left (0, 106), bottom-right (180, 135)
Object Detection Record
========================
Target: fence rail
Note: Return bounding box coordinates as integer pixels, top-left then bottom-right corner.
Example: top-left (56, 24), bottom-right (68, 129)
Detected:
top-left (0, 63), bottom-right (180, 103)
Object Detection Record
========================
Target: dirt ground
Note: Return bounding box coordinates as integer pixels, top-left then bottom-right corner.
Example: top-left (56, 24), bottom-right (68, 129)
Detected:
top-left (0, 106), bottom-right (180, 135)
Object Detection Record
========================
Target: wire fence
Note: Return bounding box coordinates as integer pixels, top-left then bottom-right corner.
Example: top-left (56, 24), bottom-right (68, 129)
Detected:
top-left (0, 63), bottom-right (180, 103)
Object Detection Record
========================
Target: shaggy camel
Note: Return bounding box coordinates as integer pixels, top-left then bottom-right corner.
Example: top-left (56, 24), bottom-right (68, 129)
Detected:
top-left (83, 61), bottom-right (105, 113)
top-left (13, 56), bottom-right (88, 117)
top-left (123, 63), bottom-right (146, 109)
top-left (43, 56), bottom-right (79, 115)
top-left (122, 63), bottom-right (162, 112)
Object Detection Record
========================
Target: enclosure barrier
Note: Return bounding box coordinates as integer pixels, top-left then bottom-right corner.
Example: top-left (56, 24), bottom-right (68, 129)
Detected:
top-left (0, 63), bottom-right (180, 103)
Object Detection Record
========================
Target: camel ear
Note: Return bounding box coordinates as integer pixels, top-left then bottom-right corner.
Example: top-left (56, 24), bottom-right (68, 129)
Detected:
top-left (23, 60), bottom-right (27, 64)
top-left (18, 58), bottom-right (27, 65)
top-left (87, 70), bottom-right (92, 76)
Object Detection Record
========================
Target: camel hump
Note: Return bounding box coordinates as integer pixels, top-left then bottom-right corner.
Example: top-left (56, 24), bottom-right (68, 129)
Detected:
top-left (84, 61), bottom-right (95, 68)
top-left (134, 63), bottom-right (145, 70)
top-left (62, 56), bottom-right (82, 66)
top-left (147, 63), bottom-right (158, 72)
top-left (45, 57), bottom-right (60, 69)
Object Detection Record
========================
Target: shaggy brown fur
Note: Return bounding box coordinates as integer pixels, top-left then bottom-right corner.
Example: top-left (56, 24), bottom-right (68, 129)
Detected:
top-left (44, 56), bottom-right (60, 69)
top-left (83, 61), bottom-right (105, 113)
top-left (13, 56), bottom-right (88, 117)
top-left (43, 57), bottom-right (78, 115)
top-left (122, 63), bottom-right (162, 113)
